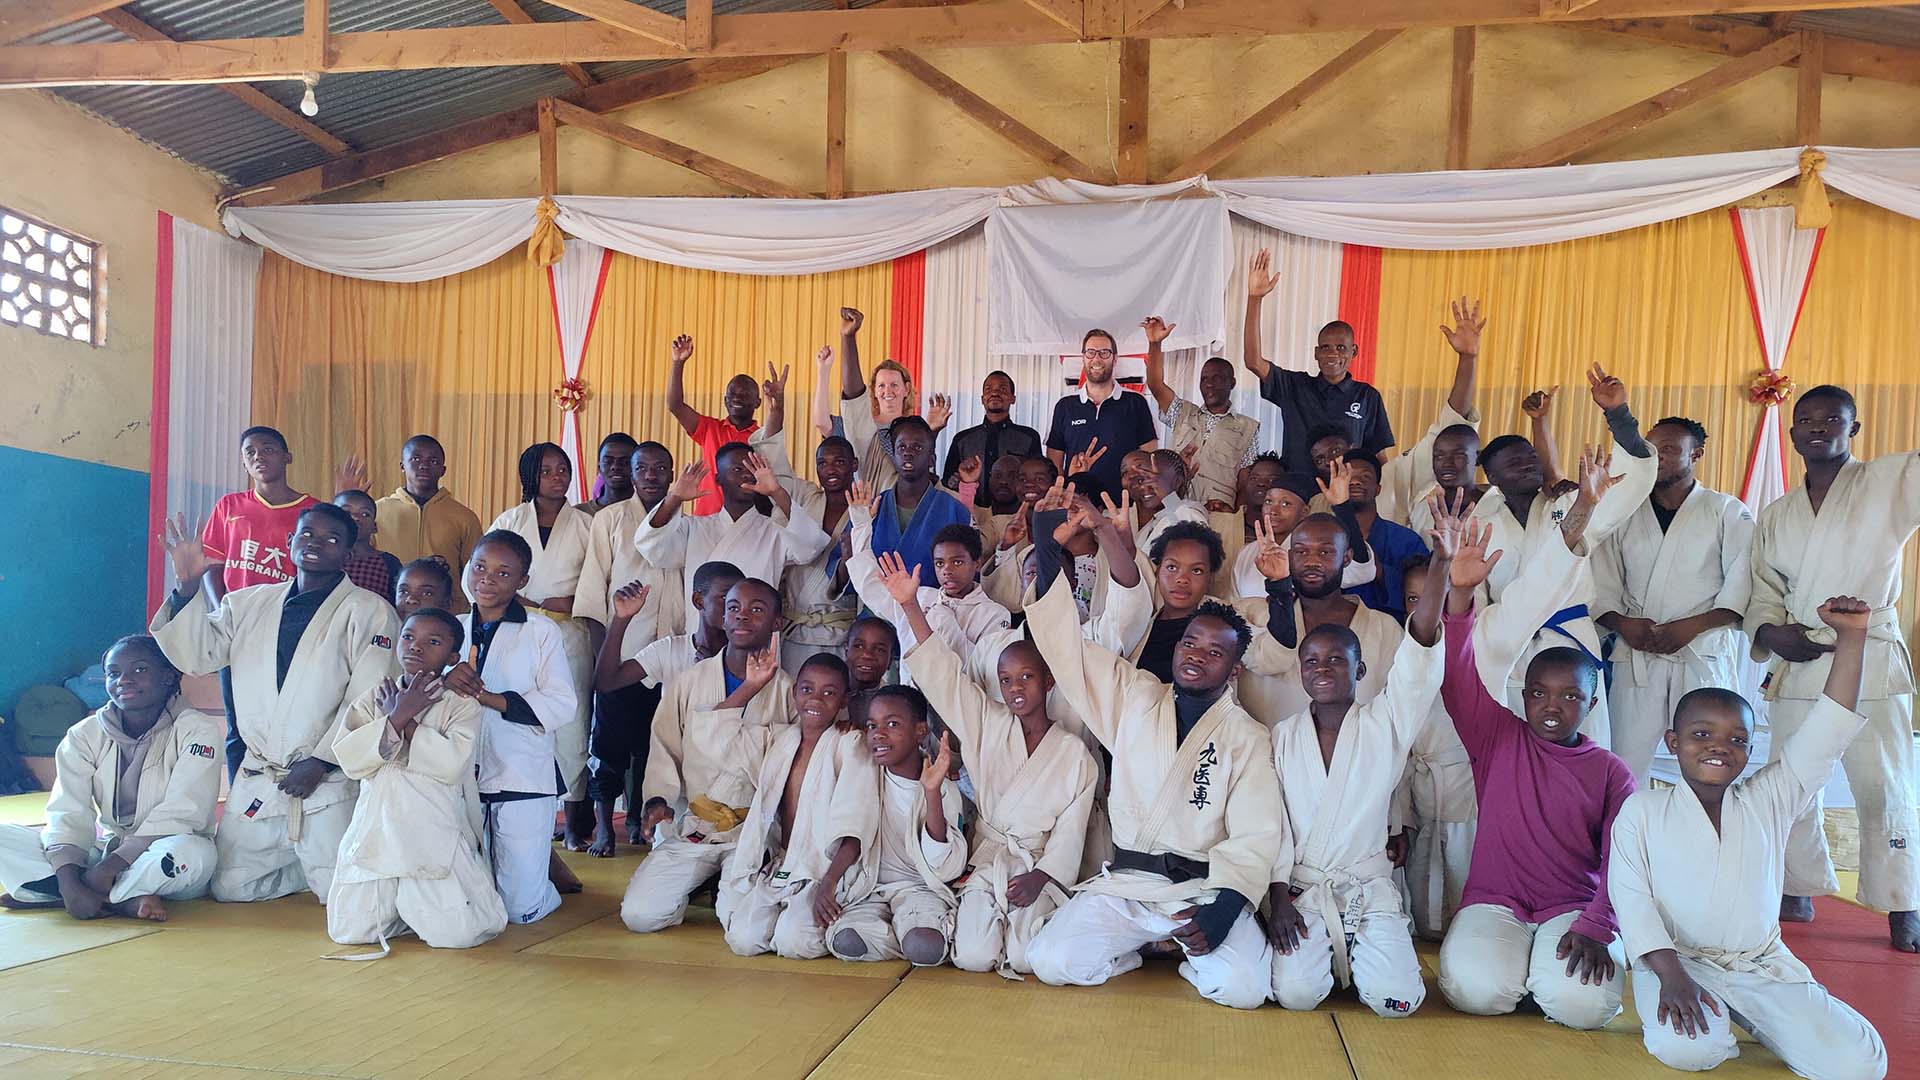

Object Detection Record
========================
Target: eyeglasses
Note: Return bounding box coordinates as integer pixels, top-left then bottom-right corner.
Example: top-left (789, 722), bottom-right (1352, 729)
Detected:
top-left (1083, 347), bottom-right (1117, 360)
top-left (1314, 344), bottom-right (1357, 355)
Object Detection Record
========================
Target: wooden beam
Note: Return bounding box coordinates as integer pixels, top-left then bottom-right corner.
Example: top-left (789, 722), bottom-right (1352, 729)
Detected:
top-left (1797, 29), bottom-right (1821, 145)
top-left (686, 0), bottom-right (713, 52)
top-left (1116, 37), bottom-right (1149, 183)
top-left (1447, 25), bottom-right (1474, 170)
top-left (1765, 11), bottom-right (1796, 32)
top-left (11, 1), bottom-right (1920, 87)
top-left (538, 97), bottom-right (558, 195)
top-left (1125, 0), bottom-right (1182, 33)
top-left (542, 0), bottom-right (686, 49)
top-left (876, 48), bottom-right (1103, 182)
top-left (228, 53), bottom-right (802, 206)
top-left (304, 0), bottom-right (327, 72)
top-left (487, 0), bottom-right (594, 87)
top-left (94, 9), bottom-right (350, 154)
top-left (0, 1), bottom-right (128, 46)
top-left (1166, 28), bottom-right (1400, 179)
top-left (1496, 31), bottom-right (1801, 168)
top-left (549, 97), bottom-right (813, 198)
top-left (1020, 0), bottom-right (1081, 34)
top-left (1582, 16), bottom-right (1920, 89)
top-left (826, 50), bottom-right (847, 198)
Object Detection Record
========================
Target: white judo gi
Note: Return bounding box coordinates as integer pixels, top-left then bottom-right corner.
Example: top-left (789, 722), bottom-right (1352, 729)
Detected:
top-left (0, 703), bottom-right (221, 908)
top-left (718, 726), bottom-right (879, 959)
top-left (827, 769), bottom-right (968, 964)
top-left (751, 427), bottom-right (860, 673)
top-left (1610, 695), bottom-right (1887, 1079)
top-left (1269, 633), bottom-right (1443, 1017)
top-left (621, 657), bottom-right (793, 932)
top-left (906, 634), bottom-right (1098, 975)
top-left (846, 506), bottom-right (1012, 662)
top-left (150, 579), bottom-right (399, 903)
top-left (461, 604), bottom-right (578, 925)
top-left (1022, 574), bottom-right (1284, 1010)
top-left (1593, 485), bottom-right (1755, 785)
top-left (633, 493), bottom-right (832, 634)
top-left (328, 688), bottom-right (506, 950)
top-left (487, 501), bottom-right (597, 803)
top-left (1746, 452), bottom-right (1920, 914)
top-left (1377, 402), bottom-right (1481, 530)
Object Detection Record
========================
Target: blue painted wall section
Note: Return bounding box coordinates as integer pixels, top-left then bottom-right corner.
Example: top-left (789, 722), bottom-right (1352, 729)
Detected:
top-left (0, 444), bottom-right (148, 716)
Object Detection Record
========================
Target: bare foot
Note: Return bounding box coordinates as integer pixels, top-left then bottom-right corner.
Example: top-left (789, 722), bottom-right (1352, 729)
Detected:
top-left (1780, 894), bottom-right (1815, 923)
top-left (627, 822), bottom-right (645, 845)
top-left (587, 824), bottom-right (616, 858)
top-left (1891, 910), bottom-right (1920, 953)
top-left (112, 895), bottom-right (169, 922)
top-left (0, 892), bottom-right (61, 910)
top-left (548, 849), bottom-right (584, 894)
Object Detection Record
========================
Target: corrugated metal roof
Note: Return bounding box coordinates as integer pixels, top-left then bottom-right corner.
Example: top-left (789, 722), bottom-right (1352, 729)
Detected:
top-left (27, 3), bottom-right (1920, 191)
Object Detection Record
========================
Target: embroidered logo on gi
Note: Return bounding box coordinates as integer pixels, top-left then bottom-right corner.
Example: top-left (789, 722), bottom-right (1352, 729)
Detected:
top-left (242, 799), bottom-right (264, 819)
top-left (371, 635), bottom-right (392, 649)
top-left (684, 831), bottom-right (707, 844)
top-left (1189, 742), bottom-right (1219, 810)
top-left (1892, 838), bottom-right (1908, 850)
top-left (187, 743), bottom-right (215, 760)
top-left (1383, 997), bottom-right (1413, 1014)
top-left (161, 853), bottom-right (183, 878)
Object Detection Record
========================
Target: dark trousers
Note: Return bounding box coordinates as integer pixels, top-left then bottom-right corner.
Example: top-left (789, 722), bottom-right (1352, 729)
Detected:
top-left (219, 667), bottom-right (246, 781)
top-left (588, 680), bottom-right (659, 805)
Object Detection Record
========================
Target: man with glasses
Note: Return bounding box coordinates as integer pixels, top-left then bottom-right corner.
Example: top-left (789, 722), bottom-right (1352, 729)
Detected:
top-left (1045, 328), bottom-right (1160, 498)
top-left (1242, 250), bottom-right (1395, 476)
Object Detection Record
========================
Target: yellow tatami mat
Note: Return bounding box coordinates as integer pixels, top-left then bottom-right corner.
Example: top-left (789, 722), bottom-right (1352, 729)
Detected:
top-left (527, 909), bottom-right (910, 980)
top-left (1336, 1006), bottom-right (1788, 1080)
top-left (0, 1045), bottom-right (325, 1079)
top-left (0, 793), bottom-right (50, 827)
top-left (0, 914), bottom-right (158, 973)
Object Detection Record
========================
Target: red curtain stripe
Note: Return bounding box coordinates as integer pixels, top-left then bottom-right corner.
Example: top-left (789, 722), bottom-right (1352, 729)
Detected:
top-left (888, 248), bottom-right (927, 385)
top-left (1337, 243), bottom-right (1384, 384)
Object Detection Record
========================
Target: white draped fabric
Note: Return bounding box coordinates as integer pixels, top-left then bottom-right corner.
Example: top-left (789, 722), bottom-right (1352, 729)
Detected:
top-left (1730, 206), bottom-right (1825, 514)
top-left (220, 146), bottom-right (1920, 285)
top-left (155, 216), bottom-right (261, 598)
top-left (548, 238), bottom-right (612, 501)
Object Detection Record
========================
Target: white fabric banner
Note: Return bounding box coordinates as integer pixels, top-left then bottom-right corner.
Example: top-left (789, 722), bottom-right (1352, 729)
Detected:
top-left (1821, 146), bottom-right (1920, 220)
top-left (1212, 148), bottom-right (1802, 250)
top-left (548, 238), bottom-right (610, 501)
top-left (1731, 205), bottom-right (1824, 514)
top-left (161, 217), bottom-right (261, 593)
top-left (987, 195), bottom-right (1231, 355)
top-left (222, 199), bottom-right (540, 283)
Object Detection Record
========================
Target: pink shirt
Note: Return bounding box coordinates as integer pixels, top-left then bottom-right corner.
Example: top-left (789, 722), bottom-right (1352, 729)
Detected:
top-left (1440, 607), bottom-right (1635, 941)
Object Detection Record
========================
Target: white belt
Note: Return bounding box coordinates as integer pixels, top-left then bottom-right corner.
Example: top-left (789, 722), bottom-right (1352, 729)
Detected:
top-left (1292, 851), bottom-right (1393, 987)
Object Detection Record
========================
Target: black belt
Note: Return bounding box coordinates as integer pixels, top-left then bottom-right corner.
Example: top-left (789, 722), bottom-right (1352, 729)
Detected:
top-left (1110, 847), bottom-right (1209, 884)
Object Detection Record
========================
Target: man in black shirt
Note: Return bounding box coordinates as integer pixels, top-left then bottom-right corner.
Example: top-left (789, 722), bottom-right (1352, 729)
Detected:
top-left (1242, 250), bottom-right (1394, 474)
top-left (940, 370), bottom-right (1043, 499)
top-left (1046, 328), bottom-right (1159, 497)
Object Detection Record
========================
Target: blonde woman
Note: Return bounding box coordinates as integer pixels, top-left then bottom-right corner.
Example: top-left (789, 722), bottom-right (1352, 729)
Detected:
top-left (817, 306), bottom-right (950, 489)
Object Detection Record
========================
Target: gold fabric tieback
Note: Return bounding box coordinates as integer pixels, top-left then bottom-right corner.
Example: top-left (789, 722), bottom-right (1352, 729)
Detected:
top-left (528, 195), bottom-right (565, 267)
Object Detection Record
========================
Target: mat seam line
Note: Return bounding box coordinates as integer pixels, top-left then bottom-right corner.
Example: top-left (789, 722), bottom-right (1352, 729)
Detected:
top-left (1327, 1012), bottom-right (1362, 1080)
top-left (799, 962), bottom-right (917, 1077)
top-left (0, 927), bottom-right (162, 973)
top-left (0, 1041), bottom-right (373, 1078)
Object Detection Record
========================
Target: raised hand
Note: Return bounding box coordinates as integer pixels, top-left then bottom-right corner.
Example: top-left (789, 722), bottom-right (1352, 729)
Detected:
top-left (333, 452), bottom-right (369, 495)
top-left (374, 677), bottom-right (404, 720)
top-left (744, 642), bottom-right (781, 689)
top-left (762, 362), bottom-right (790, 403)
top-left (1317, 457), bottom-right (1352, 507)
top-left (744, 452), bottom-right (782, 496)
top-left (668, 460), bottom-right (708, 502)
top-left (839, 306), bottom-right (864, 336)
top-left (1140, 315), bottom-right (1176, 344)
top-left (814, 344), bottom-right (834, 370)
top-left (163, 512), bottom-right (212, 587)
top-left (1575, 444), bottom-right (1617, 506)
top-left (1053, 499), bottom-right (1091, 546)
top-left (1033, 475), bottom-right (1073, 515)
top-left (1438, 296), bottom-right (1486, 358)
top-left (1068, 438), bottom-right (1107, 476)
top-left (1587, 361), bottom-right (1627, 411)
top-left (1426, 488), bottom-right (1468, 559)
top-left (612, 581), bottom-right (651, 619)
top-left (922, 737), bottom-right (953, 799)
top-left (1177, 443), bottom-right (1200, 484)
top-left (1818, 595), bottom-right (1872, 635)
top-left (956, 455), bottom-right (983, 485)
top-left (443, 661), bottom-right (486, 699)
top-left (877, 551), bottom-right (922, 606)
top-left (848, 477), bottom-right (881, 518)
top-left (391, 673), bottom-right (442, 730)
top-left (670, 333), bottom-right (694, 365)
top-left (1521, 385), bottom-right (1559, 420)
top-left (1247, 249), bottom-right (1279, 299)
top-left (998, 507), bottom-right (1031, 551)
top-left (1447, 517), bottom-right (1504, 590)
top-left (1252, 518), bottom-right (1290, 581)
top-left (924, 392), bottom-right (952, 432)
top-left (1097, 489), bottom-right (1134, 538)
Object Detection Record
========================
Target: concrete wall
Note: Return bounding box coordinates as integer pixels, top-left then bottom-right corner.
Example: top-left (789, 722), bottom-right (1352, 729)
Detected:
top-left (0, 89), bottom-right (221, 715)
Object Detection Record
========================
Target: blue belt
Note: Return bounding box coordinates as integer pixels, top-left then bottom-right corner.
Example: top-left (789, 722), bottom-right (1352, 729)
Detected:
top-left (1543, 604), bottom-right (1612, 685)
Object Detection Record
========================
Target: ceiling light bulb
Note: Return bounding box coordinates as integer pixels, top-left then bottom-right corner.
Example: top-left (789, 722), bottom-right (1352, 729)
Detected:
top-left (300, 84), bottom-right (318, 117)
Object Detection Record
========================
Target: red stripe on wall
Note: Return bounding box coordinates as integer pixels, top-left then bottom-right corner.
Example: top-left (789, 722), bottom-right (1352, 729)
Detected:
top-left (145, 211), bottom-right (175, 614)
top-left (888, 248), bottom-right (926, 385)
top-left (1337, 244), bottom-right (1383, 384)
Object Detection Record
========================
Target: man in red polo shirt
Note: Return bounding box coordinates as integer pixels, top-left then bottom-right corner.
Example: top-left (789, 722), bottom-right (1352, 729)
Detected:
top-left (664, 333), bottom-right (761, 516)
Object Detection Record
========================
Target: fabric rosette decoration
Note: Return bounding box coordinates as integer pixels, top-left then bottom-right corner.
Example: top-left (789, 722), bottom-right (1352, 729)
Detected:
top-left (1747, 369), bottom-right (1794, 407)
top-left (552, 376), bottom-right (590, 413)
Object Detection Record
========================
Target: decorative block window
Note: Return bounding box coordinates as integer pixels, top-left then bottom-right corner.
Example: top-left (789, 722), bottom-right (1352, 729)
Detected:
top-left (1, 207), bottom-right (102, 345)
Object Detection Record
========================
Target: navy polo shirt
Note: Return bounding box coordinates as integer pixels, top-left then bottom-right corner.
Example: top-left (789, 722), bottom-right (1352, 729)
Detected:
top-left (1259, 367), bottom-right (1394, 475)
top-left (1045, 387), bottom-right (1158, 498)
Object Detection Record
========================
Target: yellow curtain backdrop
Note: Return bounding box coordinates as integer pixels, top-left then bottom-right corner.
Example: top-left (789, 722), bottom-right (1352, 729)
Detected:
top-left (251, 250), bottom-right (893, 526)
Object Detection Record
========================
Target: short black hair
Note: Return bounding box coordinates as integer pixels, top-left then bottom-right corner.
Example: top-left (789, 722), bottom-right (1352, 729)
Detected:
top-left (1301, 621), bottom-right (1362, 661)
top-left (1527, 646), bottom-right (1599, 696)
top-left (730, 576), bottom-right (784, 616)
top-left (333, 488), bottom-right (375, 510)
top-left (517, 441), bottom-right (569, 503)
top-left (713, 440), bottom-right (753, 469)
top-left (691, 559), bottom-right (746, 597)
top-left (1066, 471), bottom-right (1109, 503)
top-left (1341, 449), bottom-right (1383, 476)
top-left (1305, 425), bottom-right (1352, 450)
top-left (104, 634), bottom-right (178, 676)
top-left (1401, 553), bottom-right (1433, 577)
top-left (1319, 320), bottom-right (1357, 338)
top-left (599, 431), bottom-right (638, 454)
top-left (396, 557), bottom-right (454, 601)
top-left (1480, 434), bottom-right (1533, 471)
top-left (816, 435), bottom-right (857, 460)
top-left (1249, 450), bottom-right (1282, 470)
top-left (1293, 511), bottom-right (1349, 544)
top-left (1191, 599), bottom-right (1253, 660)
top-left (298, 502), bottom-right (359, 547)
top-left (1798, 384), bottom-right (1856, 416)
top-left (1673, 686), bottom-right (1754, 731)
top-left (797, 652), bottom-right (852, 690)
top-left (633, 439), bottom-right (671, 459)
top-left (239, 425), bottom-right (288, 451)
top-left (474, 528), bottom-right (533, 572)
top-left (1436, 423), bottom-right (1479, 445)
top-left (403, 433), bottom-right (444, 454)
top-left (848, 615), bottom-right (900, 657)
top-left (931, 523), bottom-right (984, 561)
top-left (1652, 416), bottom-right (1709, 446)
top-left (1023, 456), bottom-right (1060, 483)
top-left (869, 684), bottom-right (931, 725)
top-left (1151, 520), bottom-right (1226, 571)
top-left (403, 607), bottom-right (466, 653)
top-left (984, 369), bottom-right (1015, 388)
top-left (889, 415), bottom-right (934, 442)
